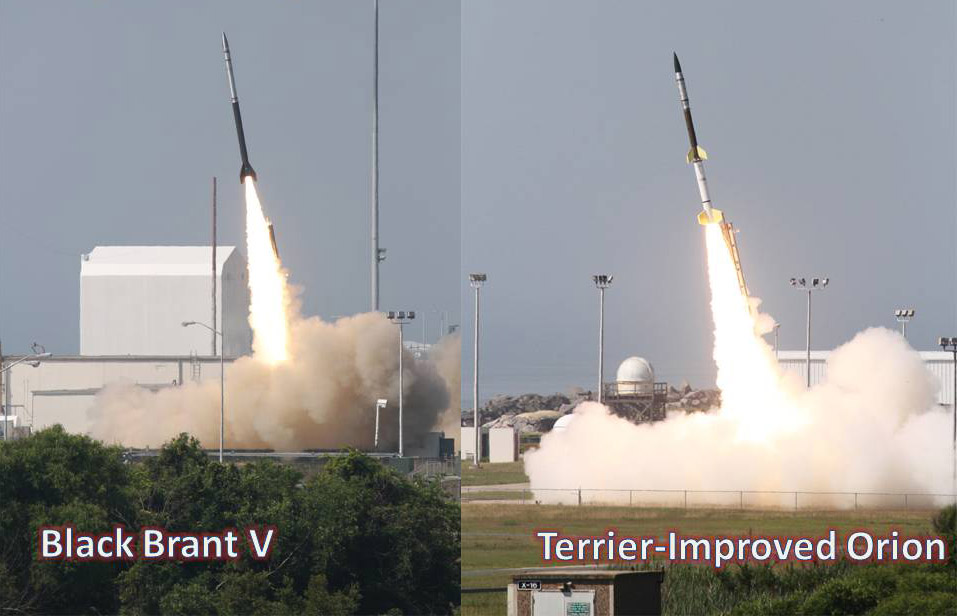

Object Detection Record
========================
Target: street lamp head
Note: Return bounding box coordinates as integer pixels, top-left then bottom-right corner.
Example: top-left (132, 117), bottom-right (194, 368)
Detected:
top-left (789, 278), bottom-right (797, 286)
top-left (798, 278), bottom-right (806, 286)
top-left (821, 278), bottom-right (829, 287)
top-left (469, 273), bottom-right (487, 288)
top-left (940, 337), bottom-right (955, 349)
top-left (386, 311), bottom-right (414, 323)
top-left (592, 274), bottom-right (613, 288)
top-left (376, 398), bottom-right (388, 408)
top-left (182, 321), bottom-right (196, 327)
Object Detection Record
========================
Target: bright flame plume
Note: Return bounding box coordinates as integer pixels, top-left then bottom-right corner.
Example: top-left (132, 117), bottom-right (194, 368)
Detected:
top-left (244, 179), bottom-right (289, 363)
top-left (525, 223), bottom-right (949, 506)
top-left (704, 224), bottom-right (801, 441)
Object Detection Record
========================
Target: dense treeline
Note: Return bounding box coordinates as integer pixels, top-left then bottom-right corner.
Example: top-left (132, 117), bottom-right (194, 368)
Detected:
top-left (0, 426), bottom-right (460, 614)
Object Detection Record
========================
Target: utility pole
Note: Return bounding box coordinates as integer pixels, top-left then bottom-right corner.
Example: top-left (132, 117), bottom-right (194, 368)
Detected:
top-left (469, 274), bottom-right (487, 466)
top-left (211, 177), bottom-right (218, 356)
top-left (938, 337), bottom-right (956, 512)
top-left (370, 0), bottom-right (385, 311)
top-left (895, 309), bottom-right (915, 340)
top-left (790, 277), bottom-right (828, 388)
top-left (593, 275), bottom-right (612, 403)
top-left (387, 311), bottom-right (414, 456)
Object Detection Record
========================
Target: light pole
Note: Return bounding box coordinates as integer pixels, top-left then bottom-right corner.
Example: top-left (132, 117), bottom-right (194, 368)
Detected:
top-left (387, 311), bottom-right (415, 457)
top-left (469, 273), bottom-right (486, 466)
top-left (592, 275), bottom-right (613, 403)
top-left (938, 337), bottom-right (956, 509)
top-left (895, 309), bottom-right (915, 339)
top-left (773, 322), bottom-right (781, 359)
top-left (790, 277), bottom-right (829, 388)
top-left (374, 398), bottom-right (387, 450)
top-left (182, 321), bottom-right (225, 462)
top-left (0, 343), bottom-right (51, 441)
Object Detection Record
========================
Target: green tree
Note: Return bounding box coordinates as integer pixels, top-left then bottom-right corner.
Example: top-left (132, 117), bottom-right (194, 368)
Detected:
top-left (0, 426), bottom-right (134, 614)
top-left (1, 429), bottom-right (460, 615)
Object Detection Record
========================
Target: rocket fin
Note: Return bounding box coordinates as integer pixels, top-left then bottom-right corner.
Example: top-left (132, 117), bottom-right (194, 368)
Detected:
top-left (697, 208), bottom-right (724, 225)
top-left (686, 146), bottom-right (708, 163)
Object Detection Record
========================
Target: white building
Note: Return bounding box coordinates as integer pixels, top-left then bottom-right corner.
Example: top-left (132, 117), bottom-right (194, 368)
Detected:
top-left (2, 355), bottom-right (230, 435)
top-left (80, 246), bottom-right (251, 357)
top-left (1, 246), bottom-right (252, 438)
top-left (777, 351), bottom-right (955, 406)
top-left (614, 356), bottom-right (655, 395)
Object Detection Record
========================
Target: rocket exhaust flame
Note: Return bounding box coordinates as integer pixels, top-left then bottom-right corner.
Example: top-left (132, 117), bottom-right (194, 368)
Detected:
top-left (525, 225), bottom-right (950, 507)
top-left (244, 179), bottom-right (288, 363)
top-left (705, 224), bottom-right (798, 441)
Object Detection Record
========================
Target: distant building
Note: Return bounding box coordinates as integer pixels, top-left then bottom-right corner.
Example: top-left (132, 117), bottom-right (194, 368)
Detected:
top-left (80, 246), bottom-right (251, 356)
top-left (777, 351), bottom-right (954, 406)
top-left (602, 356), bottom-right (668, 423)
top-left (2, 246), bottom-right (251, 438)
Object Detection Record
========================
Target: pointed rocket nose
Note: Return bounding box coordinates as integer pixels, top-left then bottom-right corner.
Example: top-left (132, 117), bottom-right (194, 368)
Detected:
top-left (673, 52), bottom-right (681, 73)
top-left (222, 32), bottom-right (229, 52)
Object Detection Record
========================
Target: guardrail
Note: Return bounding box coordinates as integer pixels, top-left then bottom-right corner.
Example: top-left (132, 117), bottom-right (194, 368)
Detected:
top-left (462, 486), bottom-right (955, 511)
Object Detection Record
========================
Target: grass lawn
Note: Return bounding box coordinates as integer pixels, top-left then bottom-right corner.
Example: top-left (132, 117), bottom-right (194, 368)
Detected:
top-left (461, 503), bottom-right (942, 615)
top-left (461, 460), bottom-right (529, 486)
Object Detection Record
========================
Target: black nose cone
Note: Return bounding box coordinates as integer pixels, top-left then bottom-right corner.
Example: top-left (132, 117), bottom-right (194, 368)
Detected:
top-left (673, 52), bottom-right (682, 73)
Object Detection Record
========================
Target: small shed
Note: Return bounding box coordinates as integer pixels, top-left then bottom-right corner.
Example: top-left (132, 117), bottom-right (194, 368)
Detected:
top-left (508, 569), bottom-right (664, 616)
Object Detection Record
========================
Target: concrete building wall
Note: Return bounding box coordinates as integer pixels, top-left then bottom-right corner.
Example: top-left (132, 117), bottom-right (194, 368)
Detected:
top-left (778, 351), bottom-right (954, 405)
top-left (489, 427), bottom-right (518, 463)
top-left (460, 426), bottom-right (476, 460)
top-left (2, 356), bottom-right (231, 436)
top-left (80, 246), bottom-right (251, 357)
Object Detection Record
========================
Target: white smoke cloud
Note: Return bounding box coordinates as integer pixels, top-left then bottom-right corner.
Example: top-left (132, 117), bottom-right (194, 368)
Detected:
top-left (528, 224), bottom-right (950, 508)
top-left (88, 312), bottom-right (455, 451)
top-left (526, 327), bottom-right (951, 507)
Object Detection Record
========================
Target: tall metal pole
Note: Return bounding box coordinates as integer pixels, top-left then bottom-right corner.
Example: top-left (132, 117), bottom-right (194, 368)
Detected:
top-left (219, 325), bottom-right (225, 463)
top-left (0, 339), bottom-right (4, 442)
top-left (398, 321), bottom-right (404, 457)
top-left (805, 290), bottom-right (812, 389)
top-left (370, 0), bottom-right (380, 312)
top-left (473, 284), bottom-right (480, 466)
top-left (598, 287), bottom-right (605, 404)
top-left (211, 177), bottom-right (218, 356)
top-left (774, 324), bottom-right (780, 359)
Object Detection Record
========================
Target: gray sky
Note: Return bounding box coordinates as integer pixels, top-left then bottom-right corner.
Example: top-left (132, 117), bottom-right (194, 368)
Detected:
top-left (0, 0), bottom-right (460, 354)
top-left (462, 0), bottom-right (956, 399)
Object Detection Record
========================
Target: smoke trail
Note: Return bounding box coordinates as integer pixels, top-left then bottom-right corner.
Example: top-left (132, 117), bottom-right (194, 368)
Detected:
top-left (87, 181), bottom-right (456, 451)
top-left (89, 313), bottom-right (454, 451)
top-left (431, 333), bottom-right (462, 448)
top-left (526, 227), bottom-right (951, 507)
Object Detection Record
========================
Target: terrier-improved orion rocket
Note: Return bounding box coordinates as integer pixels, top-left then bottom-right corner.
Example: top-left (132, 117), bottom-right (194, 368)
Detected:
top-left (673, 53), bottom-right (749, 299)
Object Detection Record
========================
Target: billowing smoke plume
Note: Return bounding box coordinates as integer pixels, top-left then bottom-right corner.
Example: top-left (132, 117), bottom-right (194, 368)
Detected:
top-left (527, 225), bottom-right (952, 507)
top-left (89, 182), bottom-right (455, 451)
top-left (430, 333), bottom-right (461, 448)
top-left (90, 313), bottom-right (454, 451)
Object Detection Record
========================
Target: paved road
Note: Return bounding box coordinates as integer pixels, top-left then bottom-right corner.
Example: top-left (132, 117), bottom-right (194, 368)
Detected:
top-left (463, 564), bottom-right (603, 578)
